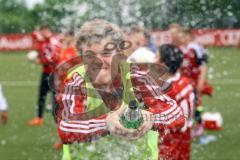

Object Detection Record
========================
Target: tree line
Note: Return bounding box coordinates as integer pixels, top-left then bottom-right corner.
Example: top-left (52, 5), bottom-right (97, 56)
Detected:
top-left (0, 0), bottom-right (239, 33)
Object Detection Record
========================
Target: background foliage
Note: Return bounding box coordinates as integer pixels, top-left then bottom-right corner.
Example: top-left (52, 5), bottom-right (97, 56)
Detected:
top-left (0, 0), bottom-right (240, 33)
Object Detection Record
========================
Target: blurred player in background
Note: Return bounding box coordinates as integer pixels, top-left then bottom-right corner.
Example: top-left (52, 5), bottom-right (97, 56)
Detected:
top-left (168, 23), bottom-right (184, 47)
top-left (178, 28), bottom-right (213, 137)
top-left (0, 83), bottom-right (8, 125)
top-left (28, 24), bottom-right (61, 126)
top-left (130, 25), bottom-right (157, 53)
top-left (57, 30), bottom-right (78, 65)
top-left (127, 26), bottom-right (157, 63)
top-left (156, 44), bottom-right (195, 160)
top-left (52, 30), bottom-right (79, 150)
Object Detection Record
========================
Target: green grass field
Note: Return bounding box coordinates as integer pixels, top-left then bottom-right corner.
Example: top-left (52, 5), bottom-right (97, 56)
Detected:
top-left (0, 47), bottom-right (240, 160)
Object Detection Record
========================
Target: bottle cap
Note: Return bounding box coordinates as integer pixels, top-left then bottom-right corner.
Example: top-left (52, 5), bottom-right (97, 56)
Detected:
top-left (129, 100), bottom-right (138, 110)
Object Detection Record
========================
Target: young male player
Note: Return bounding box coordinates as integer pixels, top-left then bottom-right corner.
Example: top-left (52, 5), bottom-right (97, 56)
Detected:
top-left (55, 19), bottom-right (185, 159)
top-left (179, 29), bottom-right (213, 137)
top-left (28, 25), bottom-right (61, 126)
top-left (156, 44), bottom-right (195, 160)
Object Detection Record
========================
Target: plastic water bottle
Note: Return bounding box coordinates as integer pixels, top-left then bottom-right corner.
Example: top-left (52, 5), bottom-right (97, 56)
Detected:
top-left (119, 100), bottom-right (143, 129)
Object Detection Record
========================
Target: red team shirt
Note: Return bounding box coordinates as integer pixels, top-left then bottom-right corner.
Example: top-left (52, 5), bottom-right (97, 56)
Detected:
top-left (57, 47), bottom-right (78, 65)
top-left (180, 43), bottom-right (207, 88)
top-left (56, 64), bottom-right (185, 143)
top-left (32, 31), bottom-right (61, 74)
top-left (159, 72), bottom-right (195, 160)
top-left (180, 43), bottom-right (213, 105)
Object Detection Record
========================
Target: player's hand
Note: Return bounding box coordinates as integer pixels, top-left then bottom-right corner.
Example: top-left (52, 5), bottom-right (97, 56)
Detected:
top-left (135, 110), bottom-right (154, 139)
top-left (106, 106), bottom-right (132, 138)
top-left (106, 107), bottom-right (154, 140)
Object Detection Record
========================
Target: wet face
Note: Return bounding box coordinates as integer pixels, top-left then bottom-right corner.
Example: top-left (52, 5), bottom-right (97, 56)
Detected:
top-left (81, 37), bottom-right (121, 86)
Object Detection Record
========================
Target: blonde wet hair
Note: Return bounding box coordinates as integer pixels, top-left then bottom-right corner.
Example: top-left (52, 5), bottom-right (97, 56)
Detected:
top-left (76, 19), bottom-right (124, 54)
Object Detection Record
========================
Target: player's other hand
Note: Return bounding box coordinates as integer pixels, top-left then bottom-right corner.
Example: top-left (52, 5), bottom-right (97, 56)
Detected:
top-left (136, 110), bottom-right (154, 139)
top-left (106, 107), bottom-right (154, 140)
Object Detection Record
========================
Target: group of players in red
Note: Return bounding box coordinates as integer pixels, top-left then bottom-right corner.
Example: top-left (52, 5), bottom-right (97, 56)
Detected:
top-left (157, 24), bottom-right (213, 159)
top-left (26, 20), bottom-right (213, 159)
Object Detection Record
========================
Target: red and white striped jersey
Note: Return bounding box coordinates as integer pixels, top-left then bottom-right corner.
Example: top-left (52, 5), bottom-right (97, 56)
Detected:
top-left (57, 64), bottom-right (185, 143)
top-left (164, 72), bottom-right (195, 131)
top-left (32, 31), bottom-right (62, 74)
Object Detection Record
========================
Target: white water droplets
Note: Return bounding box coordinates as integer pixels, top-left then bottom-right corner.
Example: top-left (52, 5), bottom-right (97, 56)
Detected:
top-left (1, 140), bottom-right (6, 145)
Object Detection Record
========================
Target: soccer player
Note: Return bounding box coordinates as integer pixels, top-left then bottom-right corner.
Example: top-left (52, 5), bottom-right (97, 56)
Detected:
top-left (179, 29), bottom-right (213, 137)
top-left (28, 24), bottom-right (61, 126)
top-left (129, 25), bottom-right (157, 53)
top-left (0, 83), bottom-right (8, 124)
top-left (127, 26), bottom-right (157, 63)
top-left (55, 19), bottom-right (185, 159)
top-left (155, 44), bottom-right (195, 160)
top-left (168, 23), bottom-right (184, 48)
top-left (57, 30), bottom-right (78, 65)
top-left (51, 30), bottom-right (79, 150)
